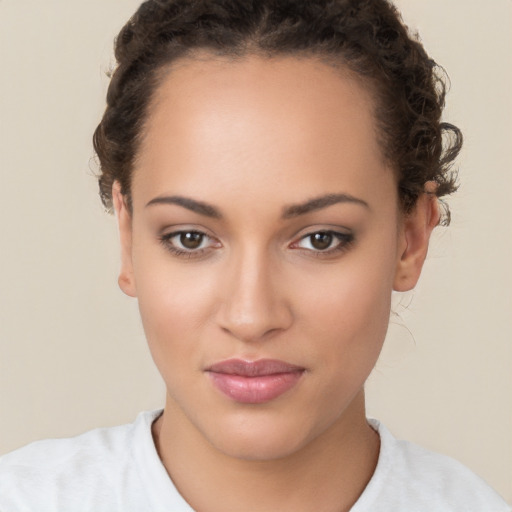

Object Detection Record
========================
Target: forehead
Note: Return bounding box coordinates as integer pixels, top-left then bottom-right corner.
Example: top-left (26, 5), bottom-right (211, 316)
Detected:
top-left (133, 55), bottom-right (394, 211)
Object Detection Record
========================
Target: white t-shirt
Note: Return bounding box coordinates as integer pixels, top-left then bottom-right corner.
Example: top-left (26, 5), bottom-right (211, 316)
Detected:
top-left (0, 410), bottom-right (509, 512)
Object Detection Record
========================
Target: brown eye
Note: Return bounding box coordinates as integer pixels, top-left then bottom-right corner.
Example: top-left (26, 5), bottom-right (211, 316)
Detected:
top-left (309, 232), bottom-right (333, 250)
top-left (293, 230), bottom-right (354, 254)
top-left (180, 232), bottom-right (204, 249)
top-left (161, 230), bottom-right (217, 255)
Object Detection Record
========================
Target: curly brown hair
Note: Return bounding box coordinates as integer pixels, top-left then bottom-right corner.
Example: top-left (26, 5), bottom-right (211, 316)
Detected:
top-left (93, 0), bottom-right (461, 220)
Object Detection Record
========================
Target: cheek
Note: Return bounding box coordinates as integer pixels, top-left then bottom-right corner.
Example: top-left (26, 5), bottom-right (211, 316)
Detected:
top-left (300, 273), bottom-right (391, 369)
top-left (298, 252), bottom-right (395, 334)
top-left (132, 250), bottom-right (219, 374)
top-left (291, 240), bottom-right (397, 379)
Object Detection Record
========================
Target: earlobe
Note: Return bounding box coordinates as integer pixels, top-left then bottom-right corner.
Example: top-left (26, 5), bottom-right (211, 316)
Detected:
top-left (393, 189), bottom-right (440, 292)
top-left (112, 182), bottom-right (137, 298)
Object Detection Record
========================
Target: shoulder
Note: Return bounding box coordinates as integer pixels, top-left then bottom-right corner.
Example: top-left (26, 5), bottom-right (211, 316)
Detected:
top-left (352, 419), bottom-right (511, 512)
top-left (0, 410), bottom-right (163, 512)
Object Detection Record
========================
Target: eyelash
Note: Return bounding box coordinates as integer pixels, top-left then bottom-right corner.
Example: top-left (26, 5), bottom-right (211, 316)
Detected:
top-left (159, 230), bottom-right (219, 258)
top-left (159, 229), bottom-right (354, 258)
top-left (291, 230), bottom-right (354, 257)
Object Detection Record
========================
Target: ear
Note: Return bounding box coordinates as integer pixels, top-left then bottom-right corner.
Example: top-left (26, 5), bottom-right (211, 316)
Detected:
top-left (393, 186), bottom-right (440, 292)
top-left (112, 182), bottom-right (137, 297)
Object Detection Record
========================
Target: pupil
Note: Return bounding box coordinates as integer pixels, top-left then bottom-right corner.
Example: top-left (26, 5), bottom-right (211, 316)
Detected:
top-left (311, 232), bottom-right (332, 250)
top-left (180, 232), bottom-right (203, 249)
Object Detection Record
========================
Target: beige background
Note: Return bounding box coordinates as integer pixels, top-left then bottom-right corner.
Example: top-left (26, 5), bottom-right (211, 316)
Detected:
top-left (0, 0), bottom-right (510, 502)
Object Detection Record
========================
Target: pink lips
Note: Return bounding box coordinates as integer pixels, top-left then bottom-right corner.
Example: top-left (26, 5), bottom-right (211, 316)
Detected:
top-left (206, 359), bottom-right (304, 404)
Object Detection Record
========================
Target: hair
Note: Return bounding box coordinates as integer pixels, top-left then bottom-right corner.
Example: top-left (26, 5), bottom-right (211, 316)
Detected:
top-left (93, 0), bottom-right (462, 221)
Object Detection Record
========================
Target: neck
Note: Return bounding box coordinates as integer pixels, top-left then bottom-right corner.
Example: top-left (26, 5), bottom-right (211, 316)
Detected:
top-left (153, 390), bottom-right (379, 512)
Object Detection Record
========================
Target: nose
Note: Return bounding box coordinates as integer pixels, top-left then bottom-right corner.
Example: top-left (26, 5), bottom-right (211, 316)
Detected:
top-left (216, 248), bottom-right (293, 343)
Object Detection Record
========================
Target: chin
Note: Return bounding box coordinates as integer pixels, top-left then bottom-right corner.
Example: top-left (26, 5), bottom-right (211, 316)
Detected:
top-left (212, 425), bottom-right (310, 461)
top-left (198, 407), bottom-right (325, 461)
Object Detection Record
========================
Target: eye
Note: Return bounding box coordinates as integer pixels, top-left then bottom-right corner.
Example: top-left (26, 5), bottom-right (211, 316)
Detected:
top-left (160, 230), bottom-right (219, 255)
top-left (175, 231), bottom-right (207, 250)
top-left (293, 230), bottom-right (353, 253)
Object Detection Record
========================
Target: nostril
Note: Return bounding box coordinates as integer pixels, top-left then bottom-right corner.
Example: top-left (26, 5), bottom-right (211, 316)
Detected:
top-left (220, 324), bottom-right (286, 343)
top-left (217, 306), bottom-right (292, 343)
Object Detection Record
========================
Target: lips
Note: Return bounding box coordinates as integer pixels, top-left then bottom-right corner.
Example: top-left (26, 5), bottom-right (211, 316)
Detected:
top-left (206, 359), bottom-right (305, 404)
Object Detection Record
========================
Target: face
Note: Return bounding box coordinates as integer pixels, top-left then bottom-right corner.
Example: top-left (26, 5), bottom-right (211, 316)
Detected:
top-left (115, 55), bottom-right (435, 460)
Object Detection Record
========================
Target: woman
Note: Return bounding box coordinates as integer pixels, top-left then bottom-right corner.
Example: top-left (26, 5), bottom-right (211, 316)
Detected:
top-left (0, 0), bottom-right (509, 510)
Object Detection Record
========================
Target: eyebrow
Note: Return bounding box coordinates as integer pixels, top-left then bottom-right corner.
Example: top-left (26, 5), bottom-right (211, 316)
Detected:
top-left (282, 193), bottom-right (369, 218)
top-left (145, 195), bottom-right (222, 219)
top-left (145, 192), bottom-right (369, 220)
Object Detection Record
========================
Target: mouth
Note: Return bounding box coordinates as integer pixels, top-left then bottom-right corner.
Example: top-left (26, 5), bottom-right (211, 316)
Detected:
top-left (205, 359), bottom-right (305, 404)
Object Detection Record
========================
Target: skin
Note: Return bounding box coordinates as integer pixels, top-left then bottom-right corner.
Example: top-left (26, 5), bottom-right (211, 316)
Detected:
top-left (113, 55), bottom-right (439, 512)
